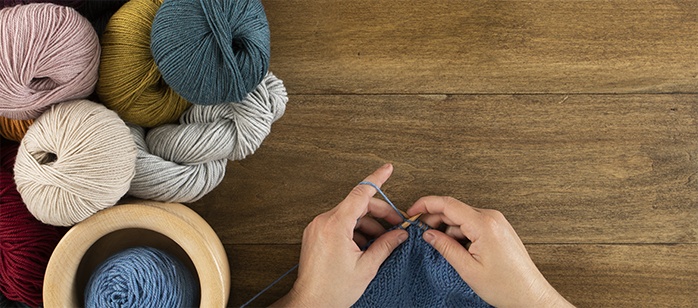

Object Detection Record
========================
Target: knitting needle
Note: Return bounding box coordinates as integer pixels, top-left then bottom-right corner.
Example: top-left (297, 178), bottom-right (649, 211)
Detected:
top-left (401, 213), bottom-right (423, 229)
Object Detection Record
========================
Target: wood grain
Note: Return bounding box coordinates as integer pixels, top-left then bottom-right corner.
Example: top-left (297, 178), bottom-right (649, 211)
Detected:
top-left (191, 2), bottom-right (698, 306)
top-left (265, 0), bottom-right (698, 94)
top-left (190, 94), bottom-right (698, 245)
top-left (226, 244), bottom-right (698, 307)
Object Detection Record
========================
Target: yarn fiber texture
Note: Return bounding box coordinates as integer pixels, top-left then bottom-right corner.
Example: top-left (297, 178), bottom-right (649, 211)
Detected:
top-left (0, 140), bottom-right (67, 307)
top-left (151, 0), bottom-right (270, 105)
top-left (84, 246), bottom-right (198, 308)
top-left (97, 0), bottom-right (190, 128)
top-left (1, 0), bottom-right (82, 9)
top-left (353, 226), bottom-right (492, 308)
top-left (14, 100), bottom-right (137, 226)
top-left (0, 292), bottom-right (30, 308)
top-left (0, 117), bottom-right (32, 141)
top-left (128, 72), bottom-right (287, 203)
top-left (0, 3), bottom-right (99, 120)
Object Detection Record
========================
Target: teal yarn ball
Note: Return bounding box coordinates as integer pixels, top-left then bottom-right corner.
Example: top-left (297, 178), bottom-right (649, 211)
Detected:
top-left (84, 247), bottom-right (198, 308)
top-left (150, 0), bottom-right (270, 105)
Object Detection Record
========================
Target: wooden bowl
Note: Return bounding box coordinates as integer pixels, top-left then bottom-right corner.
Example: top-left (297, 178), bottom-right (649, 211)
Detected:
top-left (44, 200), bottom-right (230, 307)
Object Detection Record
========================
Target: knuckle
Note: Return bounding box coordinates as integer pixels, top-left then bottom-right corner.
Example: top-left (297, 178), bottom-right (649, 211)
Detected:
top-left (481, 211), bottom-right (504, 230)
top-left (485, 209), bottom-right (506, 222)
top-left (441, 196), bottom-right (465, 209)
top-left (349, 184), bottom-right (372, 198)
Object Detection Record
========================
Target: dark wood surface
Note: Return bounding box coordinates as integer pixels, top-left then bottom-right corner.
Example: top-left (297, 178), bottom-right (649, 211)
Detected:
top-left (190, 0), bottom-right (698, 306)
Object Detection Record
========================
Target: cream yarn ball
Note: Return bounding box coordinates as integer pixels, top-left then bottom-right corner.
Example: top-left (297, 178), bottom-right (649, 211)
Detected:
top-left (14, 100), bottom-right (137, 226)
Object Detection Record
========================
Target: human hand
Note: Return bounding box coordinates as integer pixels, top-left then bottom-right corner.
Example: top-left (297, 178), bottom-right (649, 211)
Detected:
top-left (407, 196), bottom-right (573, 308)
top-left (273, 164), bottom-right (408, 307)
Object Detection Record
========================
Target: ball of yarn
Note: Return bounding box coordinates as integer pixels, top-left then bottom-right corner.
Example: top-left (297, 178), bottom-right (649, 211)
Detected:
top-left (14, 100), bottom-right (137, 226)
top-left (128, 72), bottom-right (287, 202)
top-left (0, 3), bottom-right (99, 120)
top-left (0, 117), bottom-right (32, 141)
top-left (84, 246), bottom-right (198, 308)
top-left (1, 0), bottom-right (82, 9)
top-left (150, 0), bottom-right (270, 105)
top-left (0, 292), bottom-right (30, 308)
top-left (0, 140), bottom-right (67, 307)
top-left (97, 0), bottom-right (190, 128)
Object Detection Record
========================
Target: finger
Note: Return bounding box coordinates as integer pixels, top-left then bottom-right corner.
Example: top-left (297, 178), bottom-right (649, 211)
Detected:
top-left (353, 232), bottom-right (368, 249)
top-left (445, 225), bottom-right (467, 240)
top-left (408, 196), bottom-right (483, 239)
top-left (336, 164), bottom-right (394, 230)
top-left (358, 229), bottom-right (408, 274)
top-left (355, 216), bottom-right (387, 238)
top-left (367, 197), bottom-right (403, 226)
top-left (422, 229), bottom-right (477, 279)
top-left (419, 213), bottom-right (445, 228)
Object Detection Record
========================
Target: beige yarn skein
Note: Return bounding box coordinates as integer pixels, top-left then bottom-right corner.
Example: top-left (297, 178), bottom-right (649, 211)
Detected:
top-left (14, 100), bottom-right (137, 226)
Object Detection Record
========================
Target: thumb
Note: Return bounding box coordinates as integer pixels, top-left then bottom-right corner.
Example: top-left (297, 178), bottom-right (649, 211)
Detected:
top-left (423, 229), bottom-right (476, 278)
top-left (359, 229), bottom-right (408, 273)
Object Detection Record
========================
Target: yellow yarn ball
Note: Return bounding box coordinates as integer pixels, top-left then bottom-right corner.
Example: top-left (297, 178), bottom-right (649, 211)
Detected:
top-left (97, 0), bottom-right (190, 128)
top-left (0, 117), bottom-right (33, 142)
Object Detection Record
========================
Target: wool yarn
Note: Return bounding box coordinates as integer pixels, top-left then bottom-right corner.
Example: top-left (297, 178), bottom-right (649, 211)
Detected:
top-left (97, 0), bottom-right (190, 128)
top-left (128, 72), bottom-right (287, 203)
top-left (0, 117), bottom-right (32, 141)
top-left (0, 292), bottom-right (30, 308)
top-left (151, 0), bottom-right (270, 105)
top-left (353, 227), bottom-right (492, 308)
top-left (1, 0), bottom-right (82, 9)
top-left (0, 140), bottom-right (67, 307)
top-left (352, 182), bottom-right (492, 307)
top-left (13, 100), bottom-right (137, 226)
top-left (84, 246), bottom-right (198, 308)
top-left (0, 3), bottom-right (99, 120)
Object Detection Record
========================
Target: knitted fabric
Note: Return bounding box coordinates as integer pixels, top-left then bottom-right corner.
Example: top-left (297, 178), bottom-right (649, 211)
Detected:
top-left (353, 226), bottom-right (493, 308)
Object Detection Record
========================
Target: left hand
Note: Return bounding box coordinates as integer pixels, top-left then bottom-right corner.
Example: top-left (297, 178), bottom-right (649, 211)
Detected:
top-left (273, 163), bottom-right (408, 307)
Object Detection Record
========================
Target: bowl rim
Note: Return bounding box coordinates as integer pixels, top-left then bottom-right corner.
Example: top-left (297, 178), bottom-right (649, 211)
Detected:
top-left (43, 199), bottom-right (230, 307)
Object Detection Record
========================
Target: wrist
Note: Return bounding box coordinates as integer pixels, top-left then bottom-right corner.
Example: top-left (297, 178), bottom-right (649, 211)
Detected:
top-left (532, 283), bottom-right (574, 308)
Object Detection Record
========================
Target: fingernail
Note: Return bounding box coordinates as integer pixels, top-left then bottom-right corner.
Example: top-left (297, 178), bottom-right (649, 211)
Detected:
top-left (423, 231), bottom-right (436, 245)
top-left (398, 231), bottom-right (408, 243)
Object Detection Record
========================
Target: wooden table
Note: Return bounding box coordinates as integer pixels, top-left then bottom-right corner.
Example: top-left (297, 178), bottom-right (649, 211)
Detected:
top-left (190, 1), bottom-right (698, 306)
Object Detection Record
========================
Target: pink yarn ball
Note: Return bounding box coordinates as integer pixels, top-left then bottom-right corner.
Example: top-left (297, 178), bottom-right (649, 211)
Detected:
top-left (0, 3), bottom-right (99, 120)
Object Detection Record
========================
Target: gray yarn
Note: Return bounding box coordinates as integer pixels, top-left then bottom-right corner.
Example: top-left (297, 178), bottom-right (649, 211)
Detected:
top-left (127, 72), bottom-right (287, 202)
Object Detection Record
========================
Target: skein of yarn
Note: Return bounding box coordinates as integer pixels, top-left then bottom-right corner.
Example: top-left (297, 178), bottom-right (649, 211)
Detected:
top-left (13, 100), bottom-right (137, 226)
top-left (0, 3), bottom-right (99, 120)
top-left (0, 140), bottom-right (67, 307)
top-left (150, 0), bottom-right (270, 105)
top-left (97, 0), bottom-right (190, 128)
top-left (128, 72), bottom-right (287, 202)
top-left (0, 117), bottom-right (32, 141)
top-left (84, 246), bottom-right (198, 308)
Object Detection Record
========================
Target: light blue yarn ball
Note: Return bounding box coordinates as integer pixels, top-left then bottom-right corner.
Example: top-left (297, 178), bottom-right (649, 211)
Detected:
top-left (84, 246), bottom-right (198, 308)
top-left (150, 0), bottom-right (271, 105)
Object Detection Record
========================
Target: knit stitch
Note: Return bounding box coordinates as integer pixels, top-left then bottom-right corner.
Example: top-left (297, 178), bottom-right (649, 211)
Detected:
top-left (353, 225), bottom-right (492, 307)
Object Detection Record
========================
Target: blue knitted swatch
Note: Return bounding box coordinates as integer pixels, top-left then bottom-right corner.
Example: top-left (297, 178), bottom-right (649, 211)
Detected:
top-left (353, 226), bottom-right (492, 308)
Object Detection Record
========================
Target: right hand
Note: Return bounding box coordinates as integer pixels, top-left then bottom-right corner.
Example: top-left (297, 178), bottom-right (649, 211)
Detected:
top-left (407, 196), bottom-right (574, 308)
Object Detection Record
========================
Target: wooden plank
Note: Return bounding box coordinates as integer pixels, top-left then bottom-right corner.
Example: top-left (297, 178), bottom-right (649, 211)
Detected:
top-left (225, 244), bottom-right (698, 307)
top-left (264, 0), bottom-right (698, 94)
top-left (189, 94), bottom-right (698, 245)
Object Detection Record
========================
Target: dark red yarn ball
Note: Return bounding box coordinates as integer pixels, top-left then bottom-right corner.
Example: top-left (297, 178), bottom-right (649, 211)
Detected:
top-left (0, 140), bottom-right (67, 307)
